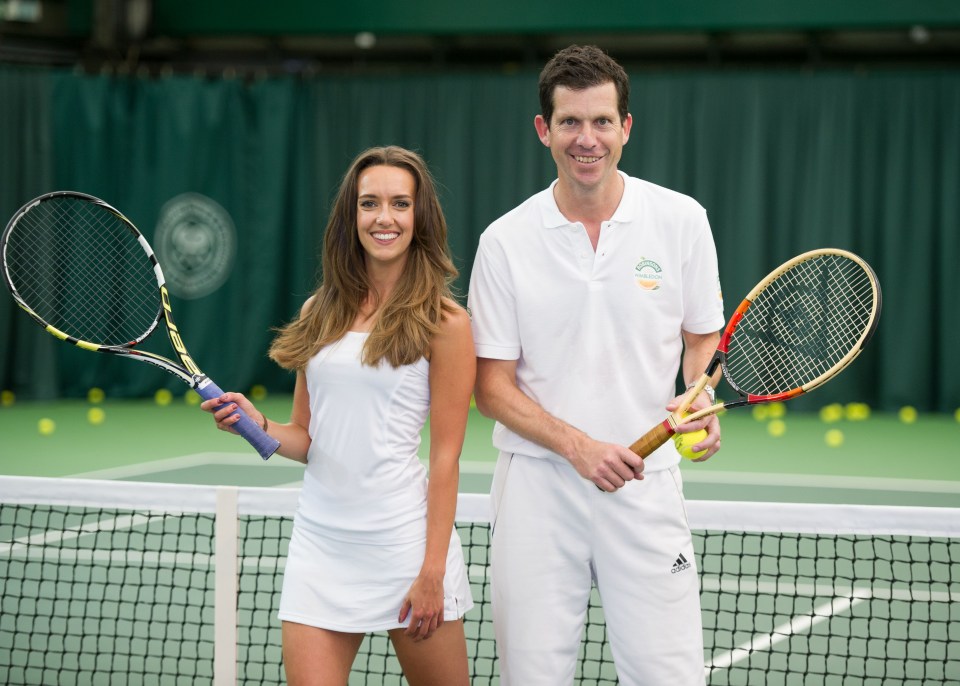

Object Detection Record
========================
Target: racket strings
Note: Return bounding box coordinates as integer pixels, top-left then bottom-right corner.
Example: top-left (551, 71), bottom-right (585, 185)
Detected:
top-left (725, 254), bottom-right (877, 396)
top-left (5, 198), bottom-right (160, 346)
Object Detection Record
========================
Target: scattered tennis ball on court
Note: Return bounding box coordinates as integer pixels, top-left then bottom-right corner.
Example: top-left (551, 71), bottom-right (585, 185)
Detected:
top-left (37, 418), bottom-right (56, 435)
top-left (1, 390), bottom-right (14, 407)
top-left (824, 429), bottom-right (844, 447)
top-left (87, 407), bottom-right (106, 425)
top-left (767, 419), bottom-right (787, 437)
top-left (898, 406), bottom-right (917, 424)
top-left (154, 388), bottom-right (173, 406)
top-left (818, 403), bottom-right (844, 423)
top-left (184, 391), bottom-right (200, 406)
top-left (751, 405), bottom-right (770, 421)
top-left (845, 402), bottom-right (871, 421)
top-left (87, 387), bottom-right (105, 404)
top-left (673, 428), bottom-right (708, 460)
top-left (767, 402), bottom-right (786, 419)
top-left (250, 384), bottom-right (268, 401)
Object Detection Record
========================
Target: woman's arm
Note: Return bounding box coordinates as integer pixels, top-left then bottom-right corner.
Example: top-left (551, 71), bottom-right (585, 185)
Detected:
top-left (400, 302), bottom-right (475, 640)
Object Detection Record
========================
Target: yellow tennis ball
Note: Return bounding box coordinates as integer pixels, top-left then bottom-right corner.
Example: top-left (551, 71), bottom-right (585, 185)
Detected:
top-left (955, 408), bottom-right (960, 423)
top-left (673, 428), bottom-right (708, 460)
top-left (824, 429), bottom-right (844, 447)
top-left (154, 389), bottom-right (173, 406)
top-left (767, 403), bottom-right (786, 419)
top-left (184, 391), bottom-right (200, 406)
top-left (38, 418), bottom-right (56, 435)
top-left (250, 384), bottom-right (268, 401)
top-left (1, 390), bottom-right (14, 407)
top-left (87, 407), bottom-right (106, 425)
top-left (767, 419), bottom-right (787, 437)
top-left (751, 405), bottom-right (770, 421)
top-left (87, 387), bottom-right (105, 404)
top-left (898, 406), bottom-right (917, 424)
top-left (819, 404), bottom-right (844, 423)
top-left (845, 402), bottom-right (871, 421)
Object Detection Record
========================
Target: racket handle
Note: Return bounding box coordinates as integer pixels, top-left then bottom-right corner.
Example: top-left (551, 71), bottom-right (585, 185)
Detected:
top-left (629, 418), bottom-right (677, 458)
top-left (195, 380), bottom-right (281, 460)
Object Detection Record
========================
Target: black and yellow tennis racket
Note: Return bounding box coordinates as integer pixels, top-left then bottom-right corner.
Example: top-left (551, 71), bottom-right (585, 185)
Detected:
top-left (1, 191), bottom-right (280, 459)
top-left (631, 248), bottom-right (882, 457)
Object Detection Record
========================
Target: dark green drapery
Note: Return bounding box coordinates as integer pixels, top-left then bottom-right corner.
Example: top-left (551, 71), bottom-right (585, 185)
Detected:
top-left (1, 65), bottom-right (958, 411)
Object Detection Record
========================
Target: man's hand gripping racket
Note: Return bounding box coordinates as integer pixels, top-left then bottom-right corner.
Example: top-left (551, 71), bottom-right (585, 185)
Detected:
top-left (1, 191), bottom-right (280, 459)
top-left (631, 248), bottom-right (882, 459)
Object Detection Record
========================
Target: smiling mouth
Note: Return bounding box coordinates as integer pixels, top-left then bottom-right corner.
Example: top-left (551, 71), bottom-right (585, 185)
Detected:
top-left (573, 155), bottom-right (603, 164)
top-left (372, 232), bottom-right (400, 240)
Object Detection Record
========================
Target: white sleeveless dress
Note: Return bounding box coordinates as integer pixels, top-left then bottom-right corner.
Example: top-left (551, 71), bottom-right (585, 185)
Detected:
top-left (277, 332), bottom-right (474, 631)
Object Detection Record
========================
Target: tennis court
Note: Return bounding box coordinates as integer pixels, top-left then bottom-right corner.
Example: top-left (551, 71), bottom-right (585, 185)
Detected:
top-left (1, 396), bottom-right (959, 684)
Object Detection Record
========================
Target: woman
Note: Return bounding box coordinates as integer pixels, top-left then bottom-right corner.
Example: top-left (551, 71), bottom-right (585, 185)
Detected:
top-left (202, 146), bottom-right (474, 685)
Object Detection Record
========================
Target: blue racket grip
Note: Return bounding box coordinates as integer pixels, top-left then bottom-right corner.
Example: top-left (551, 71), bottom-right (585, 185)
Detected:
top-left (195, 379), bottom-right (280, 460)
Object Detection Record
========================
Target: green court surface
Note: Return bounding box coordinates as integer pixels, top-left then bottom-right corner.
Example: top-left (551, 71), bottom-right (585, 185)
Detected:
top-left (1, 394), bottom-right (959, 507)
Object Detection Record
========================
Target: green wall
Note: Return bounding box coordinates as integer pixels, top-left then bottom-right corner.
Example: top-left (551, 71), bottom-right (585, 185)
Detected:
top-left (2, 64), bottom-right (959, 411)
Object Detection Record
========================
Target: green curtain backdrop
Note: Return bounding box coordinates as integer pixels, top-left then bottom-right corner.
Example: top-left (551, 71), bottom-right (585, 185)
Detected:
top-left (1, 65), bottom-right (958, 411)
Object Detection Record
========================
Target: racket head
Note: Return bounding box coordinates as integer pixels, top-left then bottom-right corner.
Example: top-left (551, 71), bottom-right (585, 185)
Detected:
top-left (1, 191), bottom-right (164, 348)
top-left (719, 248), bottom-right (881, 401)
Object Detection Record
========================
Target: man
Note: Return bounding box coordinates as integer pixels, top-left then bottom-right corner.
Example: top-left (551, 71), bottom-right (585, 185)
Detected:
top-left (468, 45), bottom-right (725, 685)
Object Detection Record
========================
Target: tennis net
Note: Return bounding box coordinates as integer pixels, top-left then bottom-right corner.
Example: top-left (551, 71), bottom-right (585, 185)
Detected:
top-left (1, 476), bottom-right (957, 685)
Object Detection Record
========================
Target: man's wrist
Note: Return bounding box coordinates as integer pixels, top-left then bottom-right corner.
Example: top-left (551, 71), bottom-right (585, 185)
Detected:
top-left (686, 381), bottom-right (716, 403)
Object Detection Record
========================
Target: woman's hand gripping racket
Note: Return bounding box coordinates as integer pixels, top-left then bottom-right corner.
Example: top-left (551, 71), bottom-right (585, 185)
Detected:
top-left (1, 191), bottom-right (280, 460)
top-left (631, 248), bottom-right (882, 458)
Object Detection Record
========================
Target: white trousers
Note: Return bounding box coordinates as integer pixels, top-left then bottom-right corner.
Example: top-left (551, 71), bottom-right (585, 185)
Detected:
top-left (490, 452), bottom-right (705, 686)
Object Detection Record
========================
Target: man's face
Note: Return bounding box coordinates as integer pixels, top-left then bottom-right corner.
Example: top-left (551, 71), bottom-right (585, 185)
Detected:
top-left (535, 82), bottom-right (632, 194)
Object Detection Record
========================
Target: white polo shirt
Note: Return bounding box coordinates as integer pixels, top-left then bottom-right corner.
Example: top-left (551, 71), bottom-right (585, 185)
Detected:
top-left (468, 171), bottom-right (725, 472)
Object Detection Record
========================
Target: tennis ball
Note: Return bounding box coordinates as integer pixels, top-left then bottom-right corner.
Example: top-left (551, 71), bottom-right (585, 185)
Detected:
top-left (751, 405), bottom-right (770, 421)
top-left (955, 408), bottom-right (960, 423)
top-left (87, 407), bottom-right (106, 425)
top-left (898, 406), bottom-right (917, 424)
top-left (87, 387), bottom-right (105, 404)
top-left (38, 418), bottom-right (56, 435)
top-left (845, 402), bottom-right (871, 421)
top-left (250, 384), bottom-right (268, 401)
top-left (184, 391), bottom-right (200, 406)
top-left (824, 429), bottom-right (844, 447)
top-left (154, 389), bottom-right (173, 406)
top-left (767, 419), bottom-right (787, 437)
top-left (819, 404), bottom-right (844, 423)
top-left (673, 428), bottom-right (708, 460)
top-left (1, 390), bottom-right (14, 407)
top-left (767, 403), bottom-right (786, 419)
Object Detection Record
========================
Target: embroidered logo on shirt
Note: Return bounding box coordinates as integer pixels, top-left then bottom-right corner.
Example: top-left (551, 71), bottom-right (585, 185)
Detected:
top-left (634, 258), bottom-right (663, 291)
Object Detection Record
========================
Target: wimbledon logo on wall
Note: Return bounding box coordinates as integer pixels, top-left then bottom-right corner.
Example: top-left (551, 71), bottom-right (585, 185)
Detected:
top-left (154, 193), bottom-right (237, 300)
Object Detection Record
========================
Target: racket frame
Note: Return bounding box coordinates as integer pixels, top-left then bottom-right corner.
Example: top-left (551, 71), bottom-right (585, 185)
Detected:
top-left (1, 191), bottom-right (280, 460)
top-left (629, 248), bottom-right (881, 458)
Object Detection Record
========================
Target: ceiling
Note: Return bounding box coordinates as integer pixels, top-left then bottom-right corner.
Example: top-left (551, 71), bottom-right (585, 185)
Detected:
top-left (3, 0), bottom-right (959, 74)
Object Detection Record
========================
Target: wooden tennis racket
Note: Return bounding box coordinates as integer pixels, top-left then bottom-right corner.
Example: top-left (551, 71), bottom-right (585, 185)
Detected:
top-left (1, 191), bottom-right (280, 459)
top-left (631, 248), bottom-right (882, 457)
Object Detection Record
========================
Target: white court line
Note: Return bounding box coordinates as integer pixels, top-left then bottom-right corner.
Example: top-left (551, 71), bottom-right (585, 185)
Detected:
top-left (705, 592), bottom-right (870, 675)
top-left (70, 456), bottom-right (956, 497)
top-left (682, 470), bottom-right (960, 494)
top-left (67, 454), bottom-right (496, 482)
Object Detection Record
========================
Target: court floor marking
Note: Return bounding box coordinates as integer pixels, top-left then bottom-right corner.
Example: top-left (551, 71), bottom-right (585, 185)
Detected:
top-left (67, 454), bottom-right (959, 495)
top-left (705, 592), bottom-right (870, 675)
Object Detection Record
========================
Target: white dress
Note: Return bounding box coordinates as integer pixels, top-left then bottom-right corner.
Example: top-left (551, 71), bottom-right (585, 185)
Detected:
top-left (277, 332), bottom-right (473, 632)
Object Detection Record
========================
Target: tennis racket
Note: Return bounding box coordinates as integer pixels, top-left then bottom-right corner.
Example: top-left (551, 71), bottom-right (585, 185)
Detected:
top-left (1, 191), bottom-right (280, 460)
top-left (631, 248), bottom-right (882, 458)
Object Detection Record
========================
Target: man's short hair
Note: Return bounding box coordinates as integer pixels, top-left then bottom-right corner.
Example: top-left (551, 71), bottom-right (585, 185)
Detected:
top-left (538, 44), bottom-right (630, 126)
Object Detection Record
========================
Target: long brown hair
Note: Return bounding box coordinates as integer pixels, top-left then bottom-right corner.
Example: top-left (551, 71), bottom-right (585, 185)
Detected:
top-left (269, 146), bottom-right (459, 370)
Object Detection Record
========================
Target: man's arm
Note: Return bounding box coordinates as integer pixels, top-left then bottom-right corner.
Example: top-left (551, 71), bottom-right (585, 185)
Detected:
top-left (474, 357), bottom-right (643, 492)
top-left (667, 330), bottom-right (723, 461)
